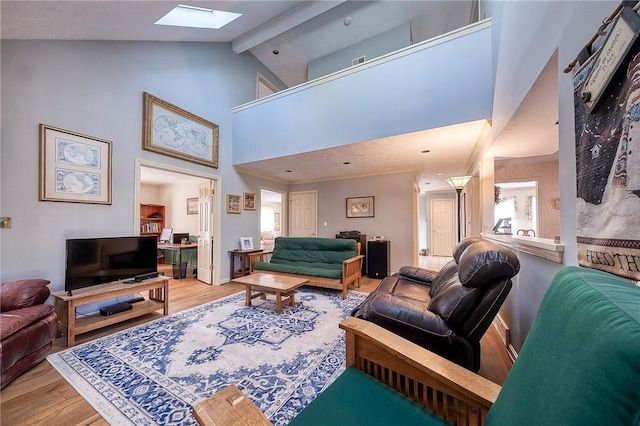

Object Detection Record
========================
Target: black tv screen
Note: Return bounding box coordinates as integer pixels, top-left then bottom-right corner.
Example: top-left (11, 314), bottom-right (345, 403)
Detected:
top-left (65, 236), bottom-right (157, 292)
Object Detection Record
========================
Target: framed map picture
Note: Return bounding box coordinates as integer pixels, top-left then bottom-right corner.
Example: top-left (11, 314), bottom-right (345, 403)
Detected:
top-left (143, 92), bottom-right (219, 168)
top-left (39, 124), bottom-right (112, 204)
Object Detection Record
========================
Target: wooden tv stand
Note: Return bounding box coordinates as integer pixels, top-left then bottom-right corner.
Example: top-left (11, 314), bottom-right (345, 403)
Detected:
top-left (51, 276), bottom-right (169, 347)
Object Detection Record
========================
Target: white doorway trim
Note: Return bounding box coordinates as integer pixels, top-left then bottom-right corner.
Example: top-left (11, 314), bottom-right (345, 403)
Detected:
top-left (134, 159), bottom-right (222, 285)
top-left (260, 186), bottom-right (287, 234)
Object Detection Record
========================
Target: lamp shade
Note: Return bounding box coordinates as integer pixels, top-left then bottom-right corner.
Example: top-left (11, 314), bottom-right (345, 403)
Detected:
top-left (447, 175), bottom-right (472, 190)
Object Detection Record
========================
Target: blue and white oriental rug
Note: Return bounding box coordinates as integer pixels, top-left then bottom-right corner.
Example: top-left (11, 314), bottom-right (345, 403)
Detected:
top-left (47, 289), bottom-right (367, 425)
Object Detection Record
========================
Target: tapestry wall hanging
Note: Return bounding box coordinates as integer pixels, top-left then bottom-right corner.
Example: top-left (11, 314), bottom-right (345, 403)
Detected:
top-left (572, 5), bottom-right (640, 280)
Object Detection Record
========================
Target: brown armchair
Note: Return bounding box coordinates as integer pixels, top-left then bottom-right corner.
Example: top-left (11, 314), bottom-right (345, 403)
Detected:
top-left (0, 279), bottom-right (58, 389)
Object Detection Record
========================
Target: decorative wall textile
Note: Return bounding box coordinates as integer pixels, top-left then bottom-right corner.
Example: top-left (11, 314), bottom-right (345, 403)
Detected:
top-left (573, 21), bottom-right (640, 280)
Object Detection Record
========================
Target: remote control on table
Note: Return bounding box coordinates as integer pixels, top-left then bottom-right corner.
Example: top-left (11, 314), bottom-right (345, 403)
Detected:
top-left (128, 297), bottom-right (145, 303)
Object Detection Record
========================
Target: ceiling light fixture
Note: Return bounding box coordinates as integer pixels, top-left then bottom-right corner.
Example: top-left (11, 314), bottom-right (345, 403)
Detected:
top-left (421, 149), bottom-right (430, 153)
top-left (273, 50), bottom-right (279, 55)
top-left (447, 175), bottom-right (472, 242)
top-left (155, 4), bottom-right (242, 30)
top-left (343, 161), bottom-right (350, 165)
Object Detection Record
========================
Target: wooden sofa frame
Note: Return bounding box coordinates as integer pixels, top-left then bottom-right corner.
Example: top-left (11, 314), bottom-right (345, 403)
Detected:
top-left (194, 317), bottom-right (499, 426)
top-left (341, 317), bottom-right (499, 425)
top-left (248, 247), bottom-right (364, 299)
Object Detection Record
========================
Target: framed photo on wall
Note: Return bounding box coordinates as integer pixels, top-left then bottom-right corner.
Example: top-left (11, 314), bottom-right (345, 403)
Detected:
top-left (39, 124), bottom-right (112, 204)
top-left (143, 92), bottom-right (219, 168)
top-left (226, 194), bottom-right (241, 214)
top-left (186, 197), bottom-right (198, 215)
top-left (243, 192), bottom-right (256, 210)
top-left (346, 196), bottom-right (374, 218)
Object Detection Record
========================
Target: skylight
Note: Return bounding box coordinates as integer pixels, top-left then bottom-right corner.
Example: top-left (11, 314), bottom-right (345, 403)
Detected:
top-left (155, 4), bottom-right (242, 30)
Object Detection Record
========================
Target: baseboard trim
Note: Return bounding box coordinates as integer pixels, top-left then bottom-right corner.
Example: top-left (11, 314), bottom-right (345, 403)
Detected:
top-left (492, 314), bottom-right (518, 362)
top-left (492, 314), bottom-right (510, 347)
top-left (506, 343), bottom-right (518, 363)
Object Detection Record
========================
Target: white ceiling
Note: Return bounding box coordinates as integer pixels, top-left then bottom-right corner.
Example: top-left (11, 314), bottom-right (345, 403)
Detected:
top-left (1, 1), bottom-right (558, 191)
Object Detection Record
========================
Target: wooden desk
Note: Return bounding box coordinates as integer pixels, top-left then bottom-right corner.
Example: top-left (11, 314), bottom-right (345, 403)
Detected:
top-left (51, 276), bottom-right (169, 347)
top-left (228, 249), bottom-right (263, 278)
top-left (159, 243), bottom-right (197, 280)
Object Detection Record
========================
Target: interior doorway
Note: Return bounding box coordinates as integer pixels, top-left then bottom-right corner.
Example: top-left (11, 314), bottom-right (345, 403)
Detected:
top-left (289, 190), bottom-right (318, 237)
top-left (430, 198), bottom-right (455, 256)
top-left (260, 188), bottom-right (286, 251)
top-left (135, 159), bottom-right (222, 285)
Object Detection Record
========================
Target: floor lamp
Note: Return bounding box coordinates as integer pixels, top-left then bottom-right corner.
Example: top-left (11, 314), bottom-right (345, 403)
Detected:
top-left (447, 176), bottom-right (472, 242)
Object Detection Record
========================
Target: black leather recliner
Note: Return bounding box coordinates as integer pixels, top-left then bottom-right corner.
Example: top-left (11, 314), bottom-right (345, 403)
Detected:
top-left (351, 237), bottom-right (520, 372)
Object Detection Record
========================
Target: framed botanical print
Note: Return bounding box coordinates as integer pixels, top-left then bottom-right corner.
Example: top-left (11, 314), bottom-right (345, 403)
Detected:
top-left (226, 194), bottom-right (241, 214)
top-left (243, 192), bottom-right (256, 211)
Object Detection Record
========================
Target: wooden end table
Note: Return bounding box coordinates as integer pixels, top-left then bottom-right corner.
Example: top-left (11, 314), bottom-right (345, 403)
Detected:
top-left (231, 273), bottom-right (308, 314)
top-left (228, 249), bottom-right (263, 278)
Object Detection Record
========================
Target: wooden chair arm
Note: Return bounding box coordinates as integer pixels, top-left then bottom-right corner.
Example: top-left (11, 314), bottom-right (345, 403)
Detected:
top-left (340, 317), bottom-right (500, 426)
top-left (342, 254), bottom-right (364, 266)
top-left (248, 251), bottom-right (272, 273)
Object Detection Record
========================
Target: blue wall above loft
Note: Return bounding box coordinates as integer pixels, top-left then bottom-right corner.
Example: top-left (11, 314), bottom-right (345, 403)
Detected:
top-left (231, 21), bottom-right (492, 165)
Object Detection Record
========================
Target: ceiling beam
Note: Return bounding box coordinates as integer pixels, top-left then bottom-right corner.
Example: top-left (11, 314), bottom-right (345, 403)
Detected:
top-left (231, 1), bottom-right (345, 53)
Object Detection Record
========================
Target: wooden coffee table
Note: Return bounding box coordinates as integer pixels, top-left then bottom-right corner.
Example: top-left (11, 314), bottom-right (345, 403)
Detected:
top-left (232, 273), bottom-right (309, 314)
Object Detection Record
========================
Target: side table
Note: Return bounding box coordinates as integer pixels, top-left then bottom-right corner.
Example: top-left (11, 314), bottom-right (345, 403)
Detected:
top-left (229, 249), bottom-right (263, 278)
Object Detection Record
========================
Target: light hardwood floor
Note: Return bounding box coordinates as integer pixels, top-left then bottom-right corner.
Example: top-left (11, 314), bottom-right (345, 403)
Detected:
top-left (1, 265), bottom-right (512, 425)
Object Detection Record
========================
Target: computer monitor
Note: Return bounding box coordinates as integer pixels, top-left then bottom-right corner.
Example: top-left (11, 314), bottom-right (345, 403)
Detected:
top-left (172, 232), bottom-right (189, 244)
top-left (159, 228), bottom-right (173, 243)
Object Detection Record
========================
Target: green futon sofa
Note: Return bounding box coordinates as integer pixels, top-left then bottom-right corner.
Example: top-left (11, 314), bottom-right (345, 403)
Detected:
top-left (200, 266), bottom-right (640, 425)
top-left (250, 237), bottom-right (364, 299)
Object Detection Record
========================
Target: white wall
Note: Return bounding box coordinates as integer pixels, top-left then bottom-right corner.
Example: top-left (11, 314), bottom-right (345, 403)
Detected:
top-left (158, 182), bottom-right (201, 237)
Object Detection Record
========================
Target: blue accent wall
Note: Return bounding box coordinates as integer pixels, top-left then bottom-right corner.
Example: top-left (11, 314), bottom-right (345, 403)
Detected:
top-left (232, 23), bottom-right (492, 165)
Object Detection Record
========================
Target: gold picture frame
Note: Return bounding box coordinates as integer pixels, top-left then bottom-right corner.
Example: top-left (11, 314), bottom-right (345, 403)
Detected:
top-left (226, 194), bottom-right (241, 214)
top-left (346, 196), bottom-right (374, 218)
top-left (143, 92), bottom-right (219, 168)
top-left (39, 124), bottom-right (112, 204)
top-left (243, 192), bottom-right (256, 211)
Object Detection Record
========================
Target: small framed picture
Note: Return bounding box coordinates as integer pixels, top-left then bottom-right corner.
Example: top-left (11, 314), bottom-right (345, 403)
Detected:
top-left (346, 196), bottom-right (374, 218)
top-left (226, 194), bottom-right (241, 214)
top-left (243, 192), bottom-right (256, 211)
top-left (240, 237), bottom-right (254, 250)
top-left (186, 197), bottom-right (198, 215)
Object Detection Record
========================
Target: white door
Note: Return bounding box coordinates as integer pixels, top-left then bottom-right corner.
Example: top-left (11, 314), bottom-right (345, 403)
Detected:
top-left (289, 191), bottom-right (317, 237)
top-left (431, 198), bottom-right (455, 256)
top-left (197, 182), bottom-right (214, 284)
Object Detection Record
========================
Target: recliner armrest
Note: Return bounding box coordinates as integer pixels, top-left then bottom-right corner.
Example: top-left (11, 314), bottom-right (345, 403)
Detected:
top-left (397, 266), bottom-right (439, 284)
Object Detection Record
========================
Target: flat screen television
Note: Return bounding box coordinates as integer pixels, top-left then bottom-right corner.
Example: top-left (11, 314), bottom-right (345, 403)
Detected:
top-left (65, 236), bottom-right (157, 293)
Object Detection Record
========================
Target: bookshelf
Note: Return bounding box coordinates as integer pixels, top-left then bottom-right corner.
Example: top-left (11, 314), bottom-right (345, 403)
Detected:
top-left (140, 204), bottom-right (165, 239)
